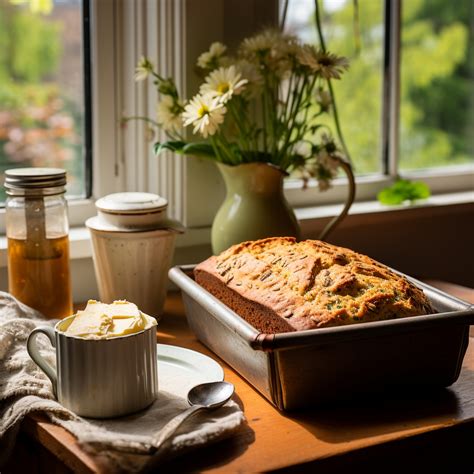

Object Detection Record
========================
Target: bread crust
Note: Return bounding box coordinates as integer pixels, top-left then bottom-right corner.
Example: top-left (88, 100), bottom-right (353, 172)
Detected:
top-left (194, 237), bottom-right (434, 333)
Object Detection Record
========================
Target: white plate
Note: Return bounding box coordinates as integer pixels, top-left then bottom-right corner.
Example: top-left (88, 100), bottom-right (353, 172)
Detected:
top-left (157, 344), bottom-right (224, 399)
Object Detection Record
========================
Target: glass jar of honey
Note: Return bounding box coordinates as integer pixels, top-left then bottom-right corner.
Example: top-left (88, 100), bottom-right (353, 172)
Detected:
top-left (5, 168), bottom-right (73, 319)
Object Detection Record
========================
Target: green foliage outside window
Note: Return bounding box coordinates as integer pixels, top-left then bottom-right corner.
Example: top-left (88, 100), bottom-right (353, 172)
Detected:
top-left (291, 0), bottom-right (472, 176)
top-left (0, 1), bottom-right (84, 200)
top-left (400, 0), bottom-right (473, 170)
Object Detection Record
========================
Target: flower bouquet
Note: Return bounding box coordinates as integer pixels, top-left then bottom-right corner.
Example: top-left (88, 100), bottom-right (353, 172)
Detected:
top-left (130, 21), bottom-right (357, 253)
top-left (133, 28), bottom-right (352, 191)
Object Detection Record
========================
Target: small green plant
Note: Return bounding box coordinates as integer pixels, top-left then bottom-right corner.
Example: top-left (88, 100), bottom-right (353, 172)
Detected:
top-left (377, 179), bottom-right (431, 205)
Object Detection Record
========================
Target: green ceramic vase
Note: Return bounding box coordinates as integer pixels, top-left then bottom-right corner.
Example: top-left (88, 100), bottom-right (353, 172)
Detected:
top-left (211, 162), bottom-right (301, 255)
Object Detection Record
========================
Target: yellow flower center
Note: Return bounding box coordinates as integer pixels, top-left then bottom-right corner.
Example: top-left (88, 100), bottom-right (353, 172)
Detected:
top-left (217, 82), bottom-right (230, 94)
top-left (197, 105), bottom-right (209, 117)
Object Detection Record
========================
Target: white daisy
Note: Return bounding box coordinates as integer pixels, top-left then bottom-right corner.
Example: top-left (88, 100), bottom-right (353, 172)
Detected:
top-left (135, 56), bottom-right (154, 81)
top-left (317, 149), bottom-right (340, 175)
top-left (293, 141), bottom-right (312, 157)
top-left (240, 31), bottom-right (275, 57)
top-left (200, 66), bottom-right (248, 103)
top-left (313, 147), bottom-right (340, 191)
top-left (297, 45), bottom-right (319, 72)
top-left (234, 60), bottom-right (263, 97)
top-left (298, 46), bottom-right (349, 79)
top-left (239, 30), bottom-right (299, 75)
top-left (240, 30), bottom-right (294, 58)
top-left (197, 42), bottom-right (227, 70)
top-left (156, 95), bottom-right (183, 133)
top-left (317, 51), bottom-right (349, 80)
top-left (182, 94), bottom-right (227, 138)
top-left (236, 60), bottom-right (262, 85)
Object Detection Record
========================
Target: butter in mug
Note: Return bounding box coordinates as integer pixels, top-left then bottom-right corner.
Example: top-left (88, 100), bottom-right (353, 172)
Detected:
top-left (65, 300), bottom-right (156, 339)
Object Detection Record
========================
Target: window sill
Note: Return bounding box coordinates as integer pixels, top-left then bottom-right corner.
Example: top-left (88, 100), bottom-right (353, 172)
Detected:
top-left (0, 190), bottom-right (471, 268)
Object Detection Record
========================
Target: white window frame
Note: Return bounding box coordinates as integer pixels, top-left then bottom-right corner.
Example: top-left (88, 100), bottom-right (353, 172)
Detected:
top-left (1, 0), bottom-right (471, 237)
top-left (176, 0), bottom-right (473, 227)
top-left (283, 0), bottom-right (474, 209)
top-left (89, 0), bottom-right (282, 230)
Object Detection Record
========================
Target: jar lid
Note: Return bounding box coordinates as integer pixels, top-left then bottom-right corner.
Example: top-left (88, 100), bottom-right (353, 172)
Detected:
top-left (95, 192), bottom-right (168, 215)
top-left (87, 192), bottom-right (184, 233)
top-left (4, 168), bottom-right (67, 192)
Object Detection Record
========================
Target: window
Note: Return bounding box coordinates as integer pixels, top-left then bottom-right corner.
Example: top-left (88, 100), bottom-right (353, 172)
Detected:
top-left (0, 0), bottom-right (91, 202)
top-left (285, 0), bottom-right (385, 176)
top-left (282, 0), bottom-right (473, 206)
top-left (2, 0), bottom-right (468, 237)
top-left (399, 0), bottom-right (473, 172)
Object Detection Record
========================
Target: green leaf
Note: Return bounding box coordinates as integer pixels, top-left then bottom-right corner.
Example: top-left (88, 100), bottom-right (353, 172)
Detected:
top-left (182, 142), bottom-right (216, 158)
top-left (154, 141), bottom-right (186, 155)
top-left (377, 179), bottom-right (431, 205)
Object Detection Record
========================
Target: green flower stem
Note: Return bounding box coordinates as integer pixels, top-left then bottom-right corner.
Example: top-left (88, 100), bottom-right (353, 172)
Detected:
top-left (288, 78), bottom-right (313, 157)
top-left (326, 78), bottom-right (351, 162)
top-left (282, 73), bottom-right (292, 122)
top-left (280, 75), bottom-right (308, 164)
top-left (266, 75), bottom-right (279, 158)
top-left (261, 89), bottom-right (269, 155)
top-left (122, 115), bottom-right (185, 142)
top-left (209, 135), bottom-right (223, 163)
top-left (122, 115), bottom-right (160, 127)
top-left (280, 0), bottom-right (289, 31)
top-left (300, 75), bottom-right (318, 132)
top-left (314, 0), bottom-right (352, 164)
top-left (227, 101), bottom-right (250, 154)
top-left (168, 130), bottom-right (185, 142)
top-left (240, 98), bottom-right (259, 154)
top-left (236, 97), bottom-right (259, 155)
top-left (151, 71), bottom-right (166, 83)
top-left (314, 0), bottom-right (327, 51)
top-left (288, 75), bottom-right (306, 129)
top-left (285, 75), bottom-right (303, 123)
top-left (216, 133), bottom-right (237, 165)
top-left (278, 77), bottom-right (300, 164)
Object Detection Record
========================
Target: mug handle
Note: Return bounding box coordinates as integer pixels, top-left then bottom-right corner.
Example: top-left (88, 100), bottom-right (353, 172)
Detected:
top-left (27, 326), bottom-right (58, 398)
top-left (317, 157), bottom-right (356, 242)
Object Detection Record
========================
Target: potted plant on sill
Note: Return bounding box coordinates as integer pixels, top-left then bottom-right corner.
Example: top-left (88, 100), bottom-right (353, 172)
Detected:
top-left (130, 26), bottom-right (355, 254)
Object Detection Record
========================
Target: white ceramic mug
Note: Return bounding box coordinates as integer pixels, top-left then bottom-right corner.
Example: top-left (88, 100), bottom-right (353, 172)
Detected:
top-left (27, 316), bottom-right (158, 418)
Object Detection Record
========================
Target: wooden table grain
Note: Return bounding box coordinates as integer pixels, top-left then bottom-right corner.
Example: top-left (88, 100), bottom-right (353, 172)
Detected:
top-left (6, 282), bottom-right (474, 473)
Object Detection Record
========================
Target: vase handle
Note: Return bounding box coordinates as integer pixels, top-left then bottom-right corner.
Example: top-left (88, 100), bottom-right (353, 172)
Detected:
top-left (317, 157), bottom-right (355, 242)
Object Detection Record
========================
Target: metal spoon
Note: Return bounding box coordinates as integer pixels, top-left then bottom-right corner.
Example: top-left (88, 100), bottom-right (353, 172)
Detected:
top-left (150, 381), bottom-right (235, 453)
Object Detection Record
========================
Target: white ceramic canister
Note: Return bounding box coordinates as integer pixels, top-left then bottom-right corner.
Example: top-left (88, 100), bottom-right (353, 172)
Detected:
top-left (86, 193), bottom-right (184, 319)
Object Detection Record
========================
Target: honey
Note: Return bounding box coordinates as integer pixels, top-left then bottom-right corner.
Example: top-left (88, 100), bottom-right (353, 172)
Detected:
top-left (7, 235), bottom-right (73, 319)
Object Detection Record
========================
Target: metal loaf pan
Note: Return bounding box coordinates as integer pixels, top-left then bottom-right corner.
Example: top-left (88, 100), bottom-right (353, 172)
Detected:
top-left (169, 265), bottom-right (474, 411)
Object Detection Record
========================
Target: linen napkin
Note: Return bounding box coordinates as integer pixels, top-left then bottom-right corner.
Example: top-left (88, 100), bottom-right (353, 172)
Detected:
top-left (0, 292), bottom-right (245, 472)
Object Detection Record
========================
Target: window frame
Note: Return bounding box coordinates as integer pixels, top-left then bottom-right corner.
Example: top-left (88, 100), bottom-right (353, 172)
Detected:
top-left (283, 0), bottom-right (474, 209)
top-left (178, 0), bottom-right (474, 224)
top-left (0, 0), bottom-right (115, 233)
top-left (0, 0), bottom-right (471, 237)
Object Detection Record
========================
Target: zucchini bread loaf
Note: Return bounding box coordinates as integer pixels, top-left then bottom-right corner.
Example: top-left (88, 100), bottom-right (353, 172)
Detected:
top-left (194, 237), bottom-right (434, 333)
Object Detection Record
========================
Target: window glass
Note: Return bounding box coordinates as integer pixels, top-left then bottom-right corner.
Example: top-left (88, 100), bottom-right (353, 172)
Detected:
top-left (0, 0), bottom-right (88, 202)
top-left (284, 0), bottom-right (385, 176)
top-left (399, 0), bottom-right (474, 171)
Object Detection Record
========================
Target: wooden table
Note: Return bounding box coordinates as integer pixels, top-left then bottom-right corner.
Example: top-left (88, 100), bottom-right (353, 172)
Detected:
top-left (6, 282), bottom-right (474, 473)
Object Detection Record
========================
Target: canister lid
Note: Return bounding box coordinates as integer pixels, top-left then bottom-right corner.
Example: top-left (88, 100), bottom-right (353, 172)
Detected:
top-left (95, 192), bottom-right (168, 215)
top-left (87, 192), bottom-right (184, 233)
top-left (4, 168), bottom-right (67, 193)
